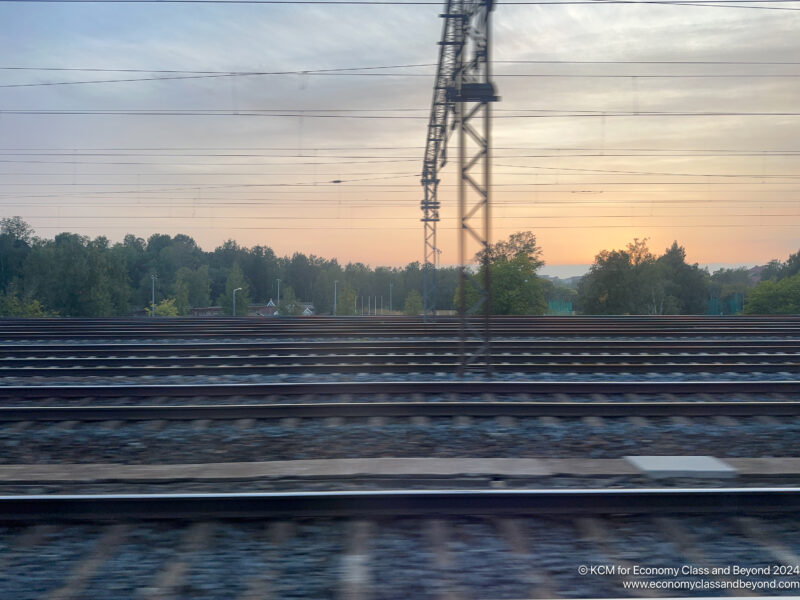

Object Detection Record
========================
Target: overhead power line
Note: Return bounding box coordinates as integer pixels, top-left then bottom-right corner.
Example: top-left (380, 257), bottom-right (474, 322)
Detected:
top-left (2, 0), bottom-right (800, 8)
top-left (2, 145), bottom-right (800, 153)
top-left (7, 213), bottom-right (800, 220)
top-left (18, 225), bottom-right (800, 233)
top-left (4, 59), bottom-right (800, 74)
top-left (5, 69), bottom-right (800, 88)
top-left (4, 168), bottom-right (800, 178)
top-left (3, 109), bottom-right (800, 118)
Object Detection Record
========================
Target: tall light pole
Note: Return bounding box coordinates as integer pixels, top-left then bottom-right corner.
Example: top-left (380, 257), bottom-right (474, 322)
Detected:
top-left (276, 279), bottom-right (281, 307)
top-left (151, 274), bottom-right (157, 317)
top-left (389, 282), bottom-right (393, 314)
top-left (233, 287), bottom-right (243, 316)
top-left (333, 280), bottom-right (338, 316)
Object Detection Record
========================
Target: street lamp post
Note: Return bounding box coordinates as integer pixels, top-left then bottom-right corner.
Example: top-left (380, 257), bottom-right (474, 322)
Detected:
top-left (276, 279), bottom-right (281, 307)
top-left (151, 274), bottom-right (157, 317)
top-left (333, 280), bottom-right (338, 316)
top-left (233, 287), bottom-right (243, 316)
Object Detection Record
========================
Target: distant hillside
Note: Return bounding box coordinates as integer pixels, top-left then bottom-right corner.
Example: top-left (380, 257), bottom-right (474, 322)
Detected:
top-left (542, 274), bottom-right (583, 289)
top-left (747, 265), bottom-right (766, 285)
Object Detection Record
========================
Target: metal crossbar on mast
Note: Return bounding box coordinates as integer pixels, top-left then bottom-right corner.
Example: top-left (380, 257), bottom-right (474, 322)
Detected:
top-left (421, 0), bottom-right (497, 374)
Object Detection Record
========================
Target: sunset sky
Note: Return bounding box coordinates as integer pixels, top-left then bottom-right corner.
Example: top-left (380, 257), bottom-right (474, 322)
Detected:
top-left (1, 0), bottom-right (799, 275)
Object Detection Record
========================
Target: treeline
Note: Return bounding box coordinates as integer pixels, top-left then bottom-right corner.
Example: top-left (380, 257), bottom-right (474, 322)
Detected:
top-left (1, 216), bottom-right (797, 316)
top-left (745, 250), bottom-right (800, 314)
top-left (576, 238), bottom-right (800, 315)
top-left (0, 217), bottom-right (463, 317)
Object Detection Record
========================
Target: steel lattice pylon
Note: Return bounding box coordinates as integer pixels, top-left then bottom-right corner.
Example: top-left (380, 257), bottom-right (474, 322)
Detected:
top-left (421, 0), bottom-right (496, 373)
top-left (420, 0), bottom-right (458, 321)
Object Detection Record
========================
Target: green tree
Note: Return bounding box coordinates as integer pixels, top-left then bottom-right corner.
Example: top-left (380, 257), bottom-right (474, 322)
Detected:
top-left (478, 231), bottom-right (544, 268)
top-left (457, 256), bottom-right (546, 315)
top-left (145, 298), bottom-right (180, 316)
top-left (219, 263), bottom-right (251, 315)
top-left (335, 283), bottom-right (357, 315)
top-left (0, 218), bottom-right (33, 293)
top-left (760, 249), bottom-right (800, 282)
top-left (173, 277), bottom-right (190, 315)
top-left (404, 289), bottom-right (423, 315)
top-left (457, 232), bottom-right (547, 315)
top-left (653, 242), bottom-right (708, 314)
top-left (174, 265), bottom-right (211, 313)
top-left (0, 216), bottom-right (34, 244)
top-left (278, 285), bottom-right (302, 316)
top-left (0, 291), bottom-right (50, 317)
top-left (577, 239), bottom-right (711, 315)
top-left (744, 272), bottom-right (800, 314)
top-left (22, 233), bottom-right (129, 316)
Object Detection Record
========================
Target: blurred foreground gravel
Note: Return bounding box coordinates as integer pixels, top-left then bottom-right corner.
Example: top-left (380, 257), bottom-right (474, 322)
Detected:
top-left (2, 515), bottom-right (800, 598)
top-left (1, 416), bottom-right (798, 465)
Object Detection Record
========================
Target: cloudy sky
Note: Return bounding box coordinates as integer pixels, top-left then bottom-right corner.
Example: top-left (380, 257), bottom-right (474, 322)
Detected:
top-left (1, 0), bottom-right (799, 274)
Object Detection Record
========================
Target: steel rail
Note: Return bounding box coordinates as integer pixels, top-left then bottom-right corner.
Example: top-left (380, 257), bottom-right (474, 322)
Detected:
top-left (0, 380), bottom-right (797, 399)
top-left (2, 400), bottom-right (800, 421)
top-left (3, 340), bottom-right (800, 358)
top-left (2, 351), bottom-right (799, 366)
top-left (3, 317), bottom-right (800, 339)
top-left (1, 360), bottom-right (798, 377)
top-left (3, 325), bottom-right (800, 337)
top-left (5, 316), bottom-right (799, 325)
top-left (2, 488), bottom-right (800, 522)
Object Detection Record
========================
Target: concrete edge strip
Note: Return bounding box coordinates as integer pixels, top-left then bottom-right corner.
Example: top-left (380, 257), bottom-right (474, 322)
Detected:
top-left (0, 456), bottom-right (796, 483)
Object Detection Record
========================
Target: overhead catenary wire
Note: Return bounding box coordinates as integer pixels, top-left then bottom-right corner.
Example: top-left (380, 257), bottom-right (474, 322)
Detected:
top-left (4, 168), bottom-right (800, 178)
top-left (2, 146), bottom-right (800, 154)
top-left (18, 225), bottom-right (800, 231)
top-left (7, 70), bottom-right (800, 88)
top-left (6, 213), bottom-right (800, 220)
top-left (2, 0), bottom-right (800, 9)
top-left (4, 109), bottom-right (800, 118)
top-left (8, 196), bottom-right (800, 206)
top-left (2, 0), bottom-right (798, 261)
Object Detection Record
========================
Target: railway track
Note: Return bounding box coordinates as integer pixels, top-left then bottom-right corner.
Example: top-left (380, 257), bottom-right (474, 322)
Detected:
top-left (2, 399), bottom-right (800, 421)
top-left (4, 339), bottom-right (800, 357)
top-left (2, 315), bottom-right (800, 339)
top-left (1, 379), bottom-right (797, 400)
top-left (1, 353), bottom-right (799, 377)
top-left (4, 488), bottom-right (800, 521)
top-left (4, 490), bottom-right (800, 598)
top-left (2, 316), bottom-right (800, 599)
top-left (3, 401), bottom-right (800, 484)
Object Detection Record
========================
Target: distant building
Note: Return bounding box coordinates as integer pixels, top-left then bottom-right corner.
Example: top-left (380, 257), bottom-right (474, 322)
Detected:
top-left (189, 301), bottom-right (277, 317)
top-left (257, 299), bottom-right (278, 317)
top-left (184, 298), bottom-right (315, 317)
top-left (190, 306), bottom-right (224, 317)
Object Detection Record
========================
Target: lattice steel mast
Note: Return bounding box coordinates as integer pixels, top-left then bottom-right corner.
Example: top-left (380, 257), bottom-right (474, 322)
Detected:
top-left (421, 0), bottom-right (497, 373)
top-left (421, 0), bottom-right (459, 320)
